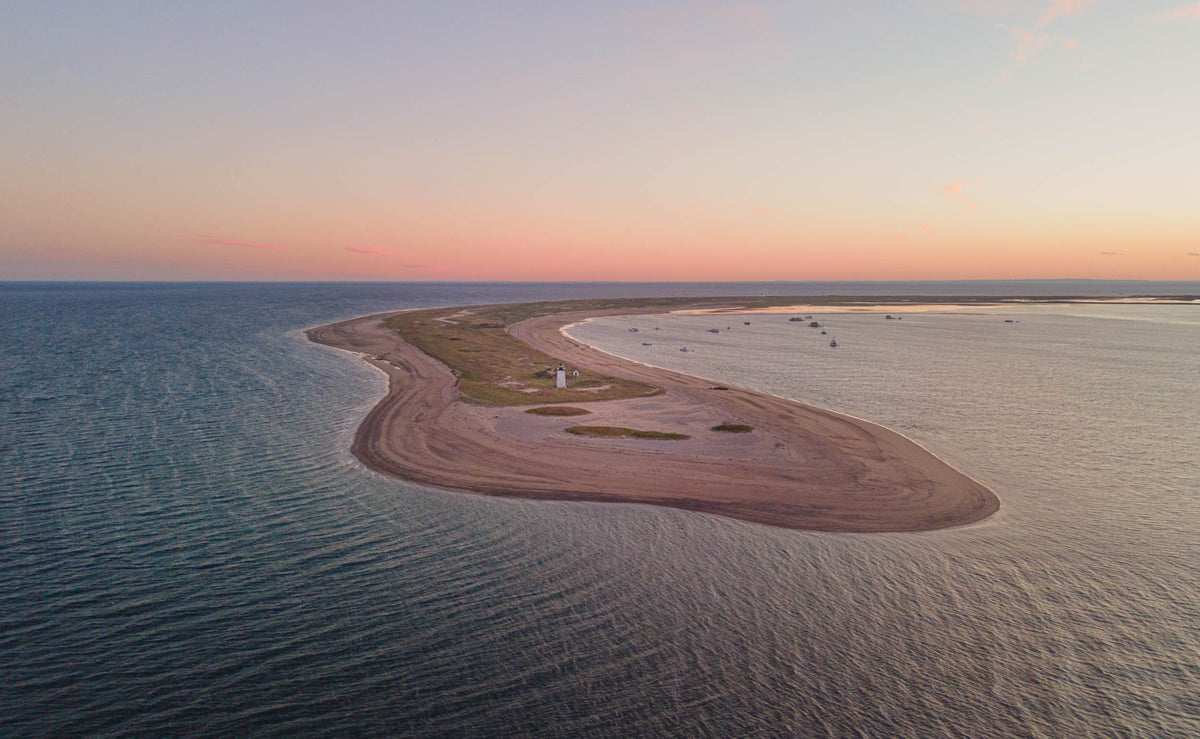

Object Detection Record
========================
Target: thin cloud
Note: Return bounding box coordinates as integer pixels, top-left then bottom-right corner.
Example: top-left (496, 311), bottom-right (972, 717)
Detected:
top-left (1099, 251), bottom-right (1123, 255)
top-left (1188, 252), bottom-right (1200, 257)
top-left (990, 0), bottom-right (1093, 69)
top-left (346, 245), bottom-right (414, 258)
top-left (997, 24), bottom-right (1076, 63)
top-left (1153, 1), bottom-right (1200, 21)
top-left (940, 179), bottom-right (995, 212)
top-left (189, 233), bottom-right (289, 251)
top-left (1036, 0), bottom-right (1098, 28)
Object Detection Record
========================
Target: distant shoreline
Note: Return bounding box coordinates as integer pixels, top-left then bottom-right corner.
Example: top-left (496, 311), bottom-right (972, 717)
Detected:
top-left (307, 298), bottom-right (1007, 532)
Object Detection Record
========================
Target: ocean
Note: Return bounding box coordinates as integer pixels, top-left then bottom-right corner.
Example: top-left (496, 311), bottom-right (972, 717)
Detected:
top-left (2, 281), bottom-right (1198, 737)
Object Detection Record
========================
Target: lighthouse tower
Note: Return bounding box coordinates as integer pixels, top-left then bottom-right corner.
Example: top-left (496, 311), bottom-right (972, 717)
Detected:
top-left (555, 364), bottom-right (567, 388)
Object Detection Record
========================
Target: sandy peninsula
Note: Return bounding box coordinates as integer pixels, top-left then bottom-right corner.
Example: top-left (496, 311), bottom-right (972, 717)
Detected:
top-left (307, 302), bottom-right (999, 532)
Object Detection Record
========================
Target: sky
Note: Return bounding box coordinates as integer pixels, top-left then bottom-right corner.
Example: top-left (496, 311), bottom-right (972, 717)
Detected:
top-left (2, 0), bottom-right (1199, 282)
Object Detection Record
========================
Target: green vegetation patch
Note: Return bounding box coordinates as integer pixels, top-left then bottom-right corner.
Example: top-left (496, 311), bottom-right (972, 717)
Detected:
top-left (565, 425), bottom-right (690, 441)
top-left (525, 406), bottom-right (592, 417)
top-left (712, 423), bottom-right (754, 433)
top-left (384, 300), bottom-right (702, 406)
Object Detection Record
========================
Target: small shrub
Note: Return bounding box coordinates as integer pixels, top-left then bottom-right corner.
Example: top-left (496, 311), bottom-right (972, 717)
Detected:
top-left (565, 425), bottom-right (690, 440)
top-left (630, 430), bottom-right (691, 440)
top-left (525, 406), bottom-right (592, 416)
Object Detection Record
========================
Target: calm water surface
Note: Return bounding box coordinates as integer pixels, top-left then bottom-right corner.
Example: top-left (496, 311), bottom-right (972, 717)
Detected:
top-left (2, 282), bottom-right (1198, 737)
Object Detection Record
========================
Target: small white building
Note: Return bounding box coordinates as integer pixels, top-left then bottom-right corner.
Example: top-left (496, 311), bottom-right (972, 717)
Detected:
top-left (555, 364), bottom-right (566, 388)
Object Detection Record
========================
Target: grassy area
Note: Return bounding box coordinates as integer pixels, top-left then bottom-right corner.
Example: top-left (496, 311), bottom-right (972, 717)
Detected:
top-left (384, 297), bottom-right (757, 406)
top-left (384, 295), bottom-right (782, 407)
top-left (712, 423), bottom-right (754, 433)
top-left (565, 425), bottom-right (691, 441)
top-left (385, 301), bottom-right (676, 406)
top-left (525, 406), bottom-right (592, 416)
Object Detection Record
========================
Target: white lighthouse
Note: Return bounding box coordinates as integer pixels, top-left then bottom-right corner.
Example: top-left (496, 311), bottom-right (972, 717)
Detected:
top-left (555, 364), bottom-right (567, 388)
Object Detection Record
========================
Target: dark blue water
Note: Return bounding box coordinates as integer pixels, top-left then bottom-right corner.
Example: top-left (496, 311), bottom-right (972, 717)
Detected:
top-left (3, 281), bottom-right (1198, 737)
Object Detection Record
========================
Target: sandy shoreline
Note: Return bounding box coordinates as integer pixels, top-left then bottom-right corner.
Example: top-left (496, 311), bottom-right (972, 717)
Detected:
top-left (684, 303), bottom-right (996, 315)
top-left (306, 304), bottom-right (999, 532)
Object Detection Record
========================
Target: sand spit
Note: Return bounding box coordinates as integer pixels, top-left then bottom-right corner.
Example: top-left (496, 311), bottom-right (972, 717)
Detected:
top-left (306, 305), bottom-right (999, 533)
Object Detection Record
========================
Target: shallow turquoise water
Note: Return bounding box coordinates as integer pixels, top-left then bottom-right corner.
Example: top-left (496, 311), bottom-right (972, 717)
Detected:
top-left (3, 282), bottom-right (1198, 737)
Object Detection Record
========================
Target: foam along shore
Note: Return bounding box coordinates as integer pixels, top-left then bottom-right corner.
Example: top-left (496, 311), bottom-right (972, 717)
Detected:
top-left (307, 303), bottom-right (999, 533)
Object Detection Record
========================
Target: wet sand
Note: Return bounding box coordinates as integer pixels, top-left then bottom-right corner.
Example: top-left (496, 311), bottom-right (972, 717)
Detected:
top-left (306, 305), bottom-right (999, 532)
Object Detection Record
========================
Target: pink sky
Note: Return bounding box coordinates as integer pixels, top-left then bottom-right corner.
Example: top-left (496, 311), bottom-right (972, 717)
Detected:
top-left (2, 1), bottom-right (1199, 281)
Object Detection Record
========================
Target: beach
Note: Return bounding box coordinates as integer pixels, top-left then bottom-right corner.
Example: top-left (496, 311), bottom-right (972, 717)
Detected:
top-left (306, 303), bottom-right (1000, 532)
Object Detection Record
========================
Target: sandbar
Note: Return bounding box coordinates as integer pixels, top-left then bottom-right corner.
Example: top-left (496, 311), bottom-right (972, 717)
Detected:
top-left (307, 302), bottom-right (999, 532)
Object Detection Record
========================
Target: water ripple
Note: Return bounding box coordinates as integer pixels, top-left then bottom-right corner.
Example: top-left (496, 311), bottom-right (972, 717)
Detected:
top-left (3, 285), bottom-right (1198, 736)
